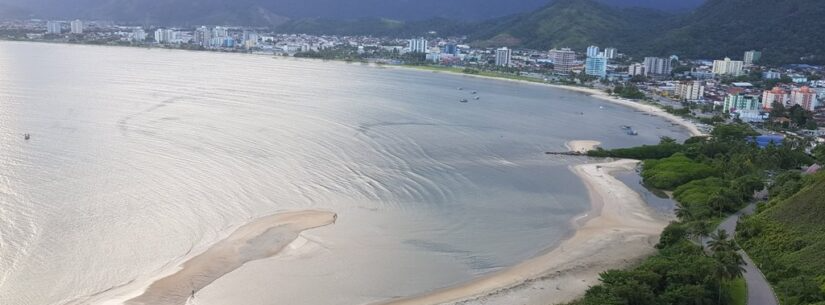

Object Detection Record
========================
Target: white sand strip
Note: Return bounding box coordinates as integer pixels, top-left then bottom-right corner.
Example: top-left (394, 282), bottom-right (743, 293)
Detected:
top-left (125, 210), bottom-right (336, 305)
top-left (375, 159), bottom-right (667, 305)
top-left (565, 140), bottom-right (601, 154)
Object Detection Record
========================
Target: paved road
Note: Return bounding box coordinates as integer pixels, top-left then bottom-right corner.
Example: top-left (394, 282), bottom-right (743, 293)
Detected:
top-left (712, 204), bottom-right (780, 305)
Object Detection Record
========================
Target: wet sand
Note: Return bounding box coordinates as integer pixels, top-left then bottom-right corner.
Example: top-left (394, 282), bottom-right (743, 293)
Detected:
top-left (377, 157), bottom-right (668, 305)
top-left (125, 210), bottom-right (336, 305)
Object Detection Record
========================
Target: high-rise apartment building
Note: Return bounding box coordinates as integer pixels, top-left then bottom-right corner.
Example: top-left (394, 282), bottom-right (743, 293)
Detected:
top-left (628, 63), bottom-right (645, 76)
top-left (744, 50), bottom-right (762, 65)
top-left (408, 38), bottom-right (428, 53)
top-left (549, 48), bottom-right (577, 73)
top-left (712, 57), bottom-right (744, 76)
top-left (495, 47), bottom-right (512, 67)
top-left (603, 47), bottom-right (617, 59)
top-left (762, 87), bottom-right (788, 109)
top-left (194, 26), bottom-right (212, 47)
top-left (677, 81), bottom-right (705, 101)
top-left (584, 55), bottom-right (607, 78)
top-left (643, 57), bottom-right (672, 76)
top-left (46, 21), bottom-right (61, 34)
top-left (791, 86), bottom-right (819, 111)
top-left (586, 45), bottom-right (600, 58)
top-left (70, 20), bottom-right (83, 34)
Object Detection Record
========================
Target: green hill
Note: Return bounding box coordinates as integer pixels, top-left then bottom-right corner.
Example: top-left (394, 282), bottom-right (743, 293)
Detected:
top-left (738, 172), bottom-right (825, 305)
top-left (470, 0), bottom-right (825, 64)
top-left (650, 0), bottom-right (825, 64)
top-left (470, 0), bottom-right (671, 51)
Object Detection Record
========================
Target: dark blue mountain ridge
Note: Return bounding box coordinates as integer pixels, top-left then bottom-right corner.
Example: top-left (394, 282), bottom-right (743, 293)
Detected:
top-left (0, 0), bottom-right (703, 23)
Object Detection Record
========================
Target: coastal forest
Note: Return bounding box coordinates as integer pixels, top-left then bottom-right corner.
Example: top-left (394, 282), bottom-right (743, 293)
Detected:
top-left (579, 124), bottom-right (824, 305)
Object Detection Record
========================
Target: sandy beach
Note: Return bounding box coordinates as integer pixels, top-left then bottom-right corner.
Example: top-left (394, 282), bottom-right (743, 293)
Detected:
top-left (377, 150), bottom-right (668, 305)
top-left (391, 65), bottom-right (706, 137)
top-left (124, 210), bottom-right (337, 305)
top-left (566, 140), bottom-right (602, 154)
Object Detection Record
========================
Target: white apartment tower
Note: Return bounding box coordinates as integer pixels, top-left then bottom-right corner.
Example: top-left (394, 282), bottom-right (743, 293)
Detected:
top-left (586, 45), bottom-right (600, 58)
top-left (70, 20), bottom-right (83, 34)
top-left (712, 57), bottom-right (744, 76)
top-left (603, 47), bottom-right (618, 59)
top-left (643, 57), bottom-right (672, 76)
top-left (408, 38), bottom-right (428, 53)
top-left (495, 47), bottom-right (512, 67)
top-left (46, 21), bottom-right (61, 34)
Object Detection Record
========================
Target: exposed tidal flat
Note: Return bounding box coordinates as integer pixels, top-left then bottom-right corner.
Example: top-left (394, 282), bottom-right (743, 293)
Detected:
top-left (1, 41), bottom-right (688, 305)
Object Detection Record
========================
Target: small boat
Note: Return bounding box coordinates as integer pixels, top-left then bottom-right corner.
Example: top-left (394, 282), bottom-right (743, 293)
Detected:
top-left (621, 125), bottom-right (632, 130)
top-left (459, 99), bottom-right (469, 103)
top-left (24, 133), bottom-right (30, 140)
top-left (457, 87), bottom-right (463, 90)
top-left (474, 96), bottom-right (480, 100)
top-left (627, 129), bottom-right (639, 136)
top-left (472, 91), bottom-right (477, 94)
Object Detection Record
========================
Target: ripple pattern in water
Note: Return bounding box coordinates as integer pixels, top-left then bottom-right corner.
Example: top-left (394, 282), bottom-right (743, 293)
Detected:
top-left (0, 41), bottom-right (689, 305)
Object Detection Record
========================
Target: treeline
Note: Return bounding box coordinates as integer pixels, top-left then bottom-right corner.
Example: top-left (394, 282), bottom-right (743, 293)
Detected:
top-left (568, 123), bottom-right (815, 305)
top-left (737, 172), bottom-right (825, 305)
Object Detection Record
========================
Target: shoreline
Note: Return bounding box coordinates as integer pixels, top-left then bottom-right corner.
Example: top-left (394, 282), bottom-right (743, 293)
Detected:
top-left (376, 149), bottom-right (669, 305)
top-left (117, 210), bottom-right (336, 305)
top-left (1, 40), bottom-right (704, 138)
top-left (389, 65), bottom-right (706, 137)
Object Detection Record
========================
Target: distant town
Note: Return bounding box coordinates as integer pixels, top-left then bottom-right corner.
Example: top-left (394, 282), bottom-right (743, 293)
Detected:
top-left (2, 18), bottom-right (824, 145)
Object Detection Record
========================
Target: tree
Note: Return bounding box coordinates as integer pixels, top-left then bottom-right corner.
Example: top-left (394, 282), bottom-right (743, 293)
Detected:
top-left (708, 229), bottom-right (740, 253)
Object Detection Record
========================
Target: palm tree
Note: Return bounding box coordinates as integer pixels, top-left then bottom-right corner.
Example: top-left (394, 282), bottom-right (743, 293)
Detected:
top-left (713, 250), bottom-right (747, 304)
top-left (687, 221), bottom-right (711, 245)
top-left (708, 229), bottom-right (740, 253)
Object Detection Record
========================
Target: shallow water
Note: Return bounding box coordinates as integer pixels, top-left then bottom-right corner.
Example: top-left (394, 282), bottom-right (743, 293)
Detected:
top-left (0, 41), bottom-right (687, 305)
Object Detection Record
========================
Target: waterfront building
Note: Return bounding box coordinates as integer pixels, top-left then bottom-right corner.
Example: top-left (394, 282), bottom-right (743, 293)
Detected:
top-left (70, 20), bottom-right (83, 34)
top-left (495, 47), bottom-right (512, 67)
top-left (131, 28), bottom-right (146, 42)
top-left (194, 26), bottom-right (212, 47)
top-left (723, 93), bottom-right (760, 113)
top-left (628, 63), bottom-right (645, 76)
top-left (791, 86), bottom-right (819, 111)
top-left (584, 55), bottom-right (607, 78)
top-left (762, 87), bottom-right (789, 109)
top-left (603, 47), bottom-right (617, 59)
top-left (212, 26), bottom-right (228, 38)
top-left (677, 81), bottom-right (705, 101)
top-left (549, 48), bottom-right (577, 73)
top-left (586, 45), bottom-right (600, 58)
top-left (154, 29), bottom-right (179, 44)
top-left (744, 50), bottom-right (762, 65)
top-left (712, 57), bottom-right (744, 76)
top-left (46, 21), bottom-right (61, 34)
top-left (408, 38), bottom-right (428, 53)
top-left (643, 57), bottom-right (672, 76)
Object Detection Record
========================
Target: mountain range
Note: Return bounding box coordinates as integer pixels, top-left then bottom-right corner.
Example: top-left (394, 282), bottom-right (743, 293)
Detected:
top-left (1, 0), bottom-right (822, 64)
top-left (0, 0), bottom-right (702, 23)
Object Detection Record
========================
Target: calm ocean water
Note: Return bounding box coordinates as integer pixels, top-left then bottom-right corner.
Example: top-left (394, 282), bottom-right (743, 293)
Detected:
top-left (0, 41), bottom-right (687, 305)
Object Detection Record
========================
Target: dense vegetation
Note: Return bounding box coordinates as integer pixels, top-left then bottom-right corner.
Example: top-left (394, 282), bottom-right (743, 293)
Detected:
top-left (738, 172), bottom-right (825, 305)
top-left (473, 0), bottom-right (825, 64)
top-left (571, 123), bottom-right (816, 305)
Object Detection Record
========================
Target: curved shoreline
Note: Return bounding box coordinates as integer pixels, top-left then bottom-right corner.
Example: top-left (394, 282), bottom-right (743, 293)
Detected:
top-left (375, 154), bottom-right (669, 305)
top-left (388, 65), bottom-right (706, 137)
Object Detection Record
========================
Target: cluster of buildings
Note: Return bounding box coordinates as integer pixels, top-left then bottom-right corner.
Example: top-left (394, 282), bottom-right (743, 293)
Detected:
top-left (45, 19), bottom-right (85, 34)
